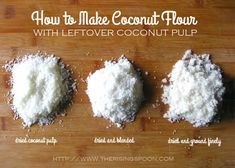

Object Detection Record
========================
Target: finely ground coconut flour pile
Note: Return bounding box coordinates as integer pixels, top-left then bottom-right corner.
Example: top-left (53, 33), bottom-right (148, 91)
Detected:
top-left (4, 53), bottom-right (76, 127)
top-left (86, 56), bottom-right (143, 128)
top-left (162, 50), bottom-right (225, 127)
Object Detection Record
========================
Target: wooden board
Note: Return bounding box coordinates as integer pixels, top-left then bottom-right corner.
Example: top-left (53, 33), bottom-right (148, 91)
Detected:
top-left (0, 0), bottom-right (234, 167)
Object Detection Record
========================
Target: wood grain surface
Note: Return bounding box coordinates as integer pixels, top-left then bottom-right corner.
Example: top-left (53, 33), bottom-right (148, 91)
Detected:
top-left (0, 0), bottom-right (234, 168)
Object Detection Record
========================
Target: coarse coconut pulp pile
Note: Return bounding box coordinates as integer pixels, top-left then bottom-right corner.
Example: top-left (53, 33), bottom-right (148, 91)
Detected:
top-left (4, 53), bottom-right (76, 127)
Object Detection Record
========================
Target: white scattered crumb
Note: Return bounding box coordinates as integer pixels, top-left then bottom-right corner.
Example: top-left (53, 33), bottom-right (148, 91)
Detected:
top-left (59, 120), bottom-right (63, 125)
top-left (106, 124), bottom-right (112, 129)
top-left (162, 78), bottom-right (167, 83)
top-left (152, 104), bottom-right (157, 108)
top-left (61, 113), bottom-right (66, 117)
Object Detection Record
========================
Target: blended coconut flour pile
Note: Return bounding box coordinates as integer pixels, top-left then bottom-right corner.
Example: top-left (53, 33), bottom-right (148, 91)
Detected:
top-left (86, 56), bottom-right (143, 128)
top-left (4, 53), bottom-right (76, 127)
top-left (162, 50), bottom-right (225, 127)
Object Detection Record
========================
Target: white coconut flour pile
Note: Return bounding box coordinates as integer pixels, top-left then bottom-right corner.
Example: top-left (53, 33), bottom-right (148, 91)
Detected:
top-left (162, 50), bottom-right (225, 127)
top-left (4, 53), bottom-right (76, 127)
top-left (86, 56), bottom-right (143, 128)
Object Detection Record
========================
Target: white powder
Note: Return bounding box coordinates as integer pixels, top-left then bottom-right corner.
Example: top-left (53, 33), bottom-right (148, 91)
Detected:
top-left (162, 50), bottom-right (225, 127)
top-left (4, 53), bottom-right (75, 127)
top-left (86, 56), bottom-right (143, 128)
